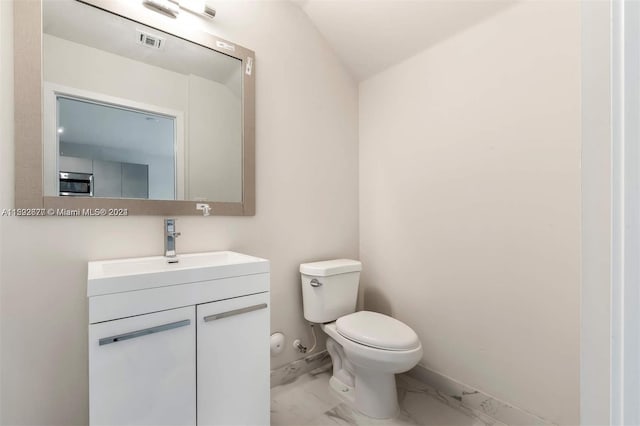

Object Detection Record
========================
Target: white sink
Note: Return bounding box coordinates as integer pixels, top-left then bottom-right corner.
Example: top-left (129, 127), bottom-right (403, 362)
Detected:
top-left (88, 251), bottom-right (269, 297)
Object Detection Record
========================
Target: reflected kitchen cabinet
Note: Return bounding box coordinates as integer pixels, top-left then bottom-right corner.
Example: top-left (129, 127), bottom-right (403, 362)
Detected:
top-left (122, 163), bottom-right (149, 199)
top-left (92, 159), bottom-right (150, 199)
top-left (93, 160), bottom-right (122, 198)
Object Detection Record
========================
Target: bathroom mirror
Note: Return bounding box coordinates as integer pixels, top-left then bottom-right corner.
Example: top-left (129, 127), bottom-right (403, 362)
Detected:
top-left (14, 0), bottom-right (255, 215)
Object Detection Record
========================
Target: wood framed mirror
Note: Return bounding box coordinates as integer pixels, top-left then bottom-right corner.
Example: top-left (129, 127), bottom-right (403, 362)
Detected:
top-left (14, 0), bottom-right (255, 216)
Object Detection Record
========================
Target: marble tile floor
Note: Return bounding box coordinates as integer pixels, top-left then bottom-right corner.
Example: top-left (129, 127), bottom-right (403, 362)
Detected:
top-left (271, 369), bottom-right (507, 426)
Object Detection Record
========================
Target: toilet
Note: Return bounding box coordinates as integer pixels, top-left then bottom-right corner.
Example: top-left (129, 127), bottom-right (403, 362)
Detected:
top-left (300, 259), bottom-right (423, 419)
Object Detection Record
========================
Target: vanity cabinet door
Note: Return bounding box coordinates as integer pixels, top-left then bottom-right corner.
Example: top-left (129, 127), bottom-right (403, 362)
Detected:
top-left (197, 292), bottom-right (270, 426)
top-left (89, 306), bottom-right (196, 426)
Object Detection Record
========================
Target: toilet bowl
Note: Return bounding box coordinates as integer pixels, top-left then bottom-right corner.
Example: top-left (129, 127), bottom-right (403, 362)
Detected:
top-left (322, 313), bottom-right (423, 418)
top-left (300, 260), bottom-right (423, 419)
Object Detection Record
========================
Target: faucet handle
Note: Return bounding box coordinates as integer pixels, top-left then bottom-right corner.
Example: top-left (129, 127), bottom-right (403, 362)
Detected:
top-left (164, 218), bottom-right (180, 260)
top-left (165, 219), bottom-right (181, 238)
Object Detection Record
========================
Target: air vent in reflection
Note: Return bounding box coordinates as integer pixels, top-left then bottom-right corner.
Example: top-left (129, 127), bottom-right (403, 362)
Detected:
top-left (136, 30), bottom-right (165, 50)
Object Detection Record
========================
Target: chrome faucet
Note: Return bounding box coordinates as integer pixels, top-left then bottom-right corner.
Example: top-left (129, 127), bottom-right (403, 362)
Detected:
top-left (164, 218), bottom-right (181, 261)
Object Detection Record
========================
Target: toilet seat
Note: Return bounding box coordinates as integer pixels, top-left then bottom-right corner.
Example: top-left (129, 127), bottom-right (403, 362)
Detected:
top-left (336, 311), bottom-right (420, 351)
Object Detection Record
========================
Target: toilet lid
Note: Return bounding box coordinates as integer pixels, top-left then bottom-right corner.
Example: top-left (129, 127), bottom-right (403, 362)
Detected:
top-left (336, 311), bottom-right (420, 351)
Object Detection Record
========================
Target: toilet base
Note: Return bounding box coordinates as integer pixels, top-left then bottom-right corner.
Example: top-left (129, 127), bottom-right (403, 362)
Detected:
top-left (328, 371), bottom-right (399, 419)
top-left (327, 337), bottom-right (398, 419)
top-left (353, 368), bottom-right (399, 419)
top-left (329, 376), bottom-right (355, 405)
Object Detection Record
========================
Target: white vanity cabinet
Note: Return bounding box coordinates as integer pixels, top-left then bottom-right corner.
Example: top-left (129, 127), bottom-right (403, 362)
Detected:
top-left (197, 292), bottom-right (270, 425)
top-left (87, 252), bottom-right (270, 426)
top-left (89, 306), bottom-right (196, 426)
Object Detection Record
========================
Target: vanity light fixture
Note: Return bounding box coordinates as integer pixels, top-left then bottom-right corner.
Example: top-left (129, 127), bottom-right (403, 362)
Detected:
top-left (142, 0), bottom-right (216, 20)
top-left (142, 0), bottom-right (180, 19)
top-left (180, 0), bottom-right (216, 19)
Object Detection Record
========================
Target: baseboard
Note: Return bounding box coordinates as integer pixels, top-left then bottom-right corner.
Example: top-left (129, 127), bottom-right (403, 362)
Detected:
top-left (408, 364), bottom-right (556, 426)
top-left (270, 350), bottom-right (331, 388)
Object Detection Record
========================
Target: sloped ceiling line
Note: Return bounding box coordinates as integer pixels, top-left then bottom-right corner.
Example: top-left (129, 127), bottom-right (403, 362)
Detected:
top-left (294, 0), bottom-right (516, 81)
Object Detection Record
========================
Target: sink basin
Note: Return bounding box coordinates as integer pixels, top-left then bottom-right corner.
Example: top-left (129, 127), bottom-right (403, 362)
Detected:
top-left (88, 251), bottom-right (269, 297)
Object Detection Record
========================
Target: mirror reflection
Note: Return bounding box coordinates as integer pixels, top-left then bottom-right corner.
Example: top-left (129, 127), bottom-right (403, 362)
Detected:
top-left (58, 97), bottom-right (175, 199)
top-left (43, 0), bottom-right (243, 202)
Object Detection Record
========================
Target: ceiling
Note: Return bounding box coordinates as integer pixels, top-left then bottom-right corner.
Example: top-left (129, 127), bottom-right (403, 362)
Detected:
top-left (43, 0), bottom-right (515, 86)
top-left (43, 0), bottom-right (241, 91)
top-left (294, 0), bottom-right (516, 81)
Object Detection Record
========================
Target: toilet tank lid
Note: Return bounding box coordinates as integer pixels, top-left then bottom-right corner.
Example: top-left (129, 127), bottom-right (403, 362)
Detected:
top-left (300, 259), bottom-right (362, 276)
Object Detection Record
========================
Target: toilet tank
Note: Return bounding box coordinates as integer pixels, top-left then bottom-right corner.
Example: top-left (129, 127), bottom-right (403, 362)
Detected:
top-left (300, 259), bottom-right (362, 323)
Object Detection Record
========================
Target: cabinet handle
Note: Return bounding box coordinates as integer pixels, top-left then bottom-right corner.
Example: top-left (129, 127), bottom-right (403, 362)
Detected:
top-left (203, 303), bottom-right (268, 322)
top-left (98, 319), bottom-right (191, 346)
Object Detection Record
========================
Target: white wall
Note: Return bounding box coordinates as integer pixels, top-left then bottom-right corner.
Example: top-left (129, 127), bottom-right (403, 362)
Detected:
top-left (44, 34), bottom-right (189, 112)
top-left (359, 2), bottom-right (580, 425)
top-left (611, 1), bottom-right (640, 423)
top-left (187, 74), bottom-right (242, 202)
top-left (580, 1), bottom-right (611, 424)
top-left (0, 1), bottom-right (359, 424)
top-left (0, 0), bottom-right (14, 420)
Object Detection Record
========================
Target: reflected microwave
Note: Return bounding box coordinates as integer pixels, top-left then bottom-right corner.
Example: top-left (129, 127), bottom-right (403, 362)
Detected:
top-left (59, 172), bottom-right (93, 197)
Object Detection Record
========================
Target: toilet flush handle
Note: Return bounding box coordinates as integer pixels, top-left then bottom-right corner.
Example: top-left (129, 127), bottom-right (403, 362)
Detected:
top-left (310, 279), bottom-right (322, 287)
